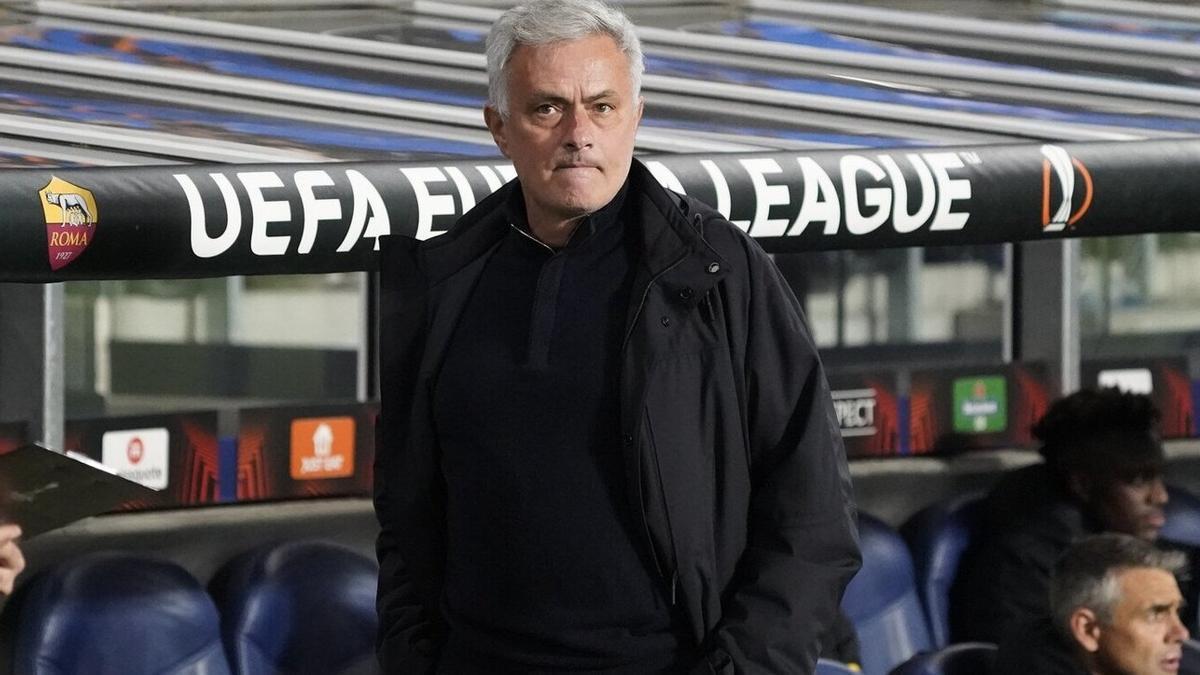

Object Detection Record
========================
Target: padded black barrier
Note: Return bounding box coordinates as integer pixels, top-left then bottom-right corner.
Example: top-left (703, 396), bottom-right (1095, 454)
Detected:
top-left (2, 139), bottom-right (1198, 281)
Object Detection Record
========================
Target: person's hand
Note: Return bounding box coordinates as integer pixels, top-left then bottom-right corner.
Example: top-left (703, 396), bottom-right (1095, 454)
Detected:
top-left (0, 524), bottom-right (25, 595)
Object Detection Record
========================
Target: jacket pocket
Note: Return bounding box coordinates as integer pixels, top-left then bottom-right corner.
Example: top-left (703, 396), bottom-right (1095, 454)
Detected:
top-left (643, 412), bottom-right (680, 604)
top-left (642, 349), bottom-right (730, 633)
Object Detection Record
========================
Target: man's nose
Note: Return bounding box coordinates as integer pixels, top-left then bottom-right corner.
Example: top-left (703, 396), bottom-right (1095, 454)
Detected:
top-left (1150, 477), bottom-right (1169, 505)
top-left (1168, 612), bottom-right (1189, 643)
top-left (562, 106), bottom-right (593, 150)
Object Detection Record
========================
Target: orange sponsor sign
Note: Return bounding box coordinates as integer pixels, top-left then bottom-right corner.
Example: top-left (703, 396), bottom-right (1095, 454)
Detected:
top-left (290, 417), bottom-right (355, 480)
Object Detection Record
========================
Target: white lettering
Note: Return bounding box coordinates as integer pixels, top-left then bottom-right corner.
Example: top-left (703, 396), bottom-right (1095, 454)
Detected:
top-left (645, 161), bottom-right (686, 195)
top-left (961, 400), bottom-right (999, 416)
top-left (401, 167), bottom-right (457, 241)
top-left (239, 172), bottom-right (291, 256)
top-left (179, 173), bottom-right (242, 259)
top-left (495, 164), bottom-right (517, 182)
top-left (338, 170), bottom-right (391, 251)
top-left (791, 158), bottom-right (840, 236)
top-left (301, 455), bottom-right (345, 473)
top-left (444, 166), bottom-right (476, 214)
top-left (834, 397), bottom-right (877, 432)
top-left (700, 160), bottom-right (748, 231)
top-left (294, 170), bottom-right (341, 254)
top-left (841, 155), bottom-right (890, 235)
top-left (476, 165), bottom-right (504, 193)
top-left (741, 158), bottom-right (790, 237)
top-left (879, 154), bottom-right (936, 234)
top-left (925, 152), bottom-right (971, 231)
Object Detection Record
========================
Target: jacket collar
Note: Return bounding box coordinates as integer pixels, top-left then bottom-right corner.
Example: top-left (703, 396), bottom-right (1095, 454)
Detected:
top-left (414, 158), bottom-right (729, 293)
top-left (624, 160), bottom-right (729, 305)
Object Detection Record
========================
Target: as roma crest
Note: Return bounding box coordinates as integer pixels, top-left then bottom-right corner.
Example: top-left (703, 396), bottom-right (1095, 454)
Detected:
top-left (39, 176), bottom-right (98, 271)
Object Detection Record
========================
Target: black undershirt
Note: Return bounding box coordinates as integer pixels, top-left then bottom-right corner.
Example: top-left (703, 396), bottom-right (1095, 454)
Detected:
top-left (433, 185), bottom-right (689, 673)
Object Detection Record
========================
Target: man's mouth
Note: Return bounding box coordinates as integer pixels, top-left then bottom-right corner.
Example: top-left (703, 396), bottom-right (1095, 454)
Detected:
top-left (1160, 653), bottom-right (1181, 672)
top-left (1147, 510), bottom-right (1167, 528)
top-left (556, 160), bottom-right (599, 170)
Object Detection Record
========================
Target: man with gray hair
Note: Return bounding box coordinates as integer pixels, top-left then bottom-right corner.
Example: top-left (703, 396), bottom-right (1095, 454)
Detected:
top-left (995, 533), bottom-right (1190, 675)
top-left (373, 0), bottom-right (859, 672)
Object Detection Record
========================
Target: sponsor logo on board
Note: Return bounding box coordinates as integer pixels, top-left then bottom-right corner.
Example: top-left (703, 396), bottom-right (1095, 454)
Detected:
top-left (290, 417), bottom-right (355, 480)
top-left (101, 427), bottom-right (169, 490)
top-left (953, 376), bottom-right (1007, 433)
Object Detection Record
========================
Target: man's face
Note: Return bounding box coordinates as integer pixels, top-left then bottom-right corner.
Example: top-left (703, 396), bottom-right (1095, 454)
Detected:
top-left (484, 33), bottom-right (643, 229)
top-left (1090, 474), bottom-right (1169, 541)
top-left (1090, 567), bottom-right (1188, 675)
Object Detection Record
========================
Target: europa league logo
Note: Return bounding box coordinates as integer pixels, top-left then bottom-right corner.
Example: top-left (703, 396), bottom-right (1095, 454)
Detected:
top-left (1040, 145), bottom-right (1094, 232)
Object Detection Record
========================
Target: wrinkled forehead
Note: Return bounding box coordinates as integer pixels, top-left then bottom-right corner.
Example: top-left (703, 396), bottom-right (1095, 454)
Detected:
top-left (506, 34), bottom-right (633, 84)
top-left (1115, 567), bottom-right (1183, 608)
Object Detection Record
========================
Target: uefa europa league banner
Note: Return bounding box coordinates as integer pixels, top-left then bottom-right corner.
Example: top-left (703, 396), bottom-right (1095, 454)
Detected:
top-left (1, 139), bottom-right (1198, 281)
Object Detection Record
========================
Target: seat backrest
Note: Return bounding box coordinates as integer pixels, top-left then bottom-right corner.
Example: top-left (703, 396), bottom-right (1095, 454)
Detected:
top-left (901, 494), bottom-right (983, 648)
top-left (1163, 485), bottom-right (1200, 549)
top-left (14, 551), bottom-right (231, 675)
top-left (888, 642), bottom-right (998, 675)
top-left (842, 513), bottom-right (933, 675)
top-left (212, 539), bottom-right (379, 675)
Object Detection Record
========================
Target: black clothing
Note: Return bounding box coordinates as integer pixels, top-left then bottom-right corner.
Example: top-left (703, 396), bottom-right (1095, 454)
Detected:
top-left (993, 618), bottom-right (1088, 675)
top-left (954, 464), bottom-right (1199, 645)
top-left (818, 613), bottom-right (861, 668)
top-left (375, 160), bottom-right (861, 674)
top-left (433, 185), bottom-right (683, 669)
top-left (954, 464), bottom-right (1087, 645)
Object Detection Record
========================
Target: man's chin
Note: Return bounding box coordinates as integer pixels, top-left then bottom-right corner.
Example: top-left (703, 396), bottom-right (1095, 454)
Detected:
top-left (1138, 526), bottom-right (1163, 542)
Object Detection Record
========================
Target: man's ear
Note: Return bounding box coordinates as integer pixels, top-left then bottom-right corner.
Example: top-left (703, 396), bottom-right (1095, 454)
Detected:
top-left (1070, 607), bottom-right (1103, 653)
top-left (484, 105), bottom-right (511, 158)
top-left (635, 96), bottom-right (644, 126)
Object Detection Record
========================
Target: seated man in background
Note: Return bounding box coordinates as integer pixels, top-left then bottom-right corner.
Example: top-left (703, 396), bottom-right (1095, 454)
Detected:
top-left (955, 387), bottom-right (1195, 644)
top-left (994, 533), bottom-right (1189, 675)
top-left (0, 523), bottom-right (23, 595)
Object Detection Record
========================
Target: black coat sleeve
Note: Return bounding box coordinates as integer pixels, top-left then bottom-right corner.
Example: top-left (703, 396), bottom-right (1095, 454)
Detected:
top-left (700, 229), bottom-right (862, 674)
top-left (374, 235), bottom-right (445, 673)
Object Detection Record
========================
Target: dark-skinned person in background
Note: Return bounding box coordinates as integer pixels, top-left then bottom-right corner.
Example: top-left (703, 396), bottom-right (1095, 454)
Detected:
top-left (956, 388), bottom-right (1198, 646)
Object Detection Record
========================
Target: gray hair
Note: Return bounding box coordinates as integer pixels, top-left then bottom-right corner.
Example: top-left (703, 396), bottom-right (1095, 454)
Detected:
top-left (1050, 533), bottom-right (1187, 636)
top-left (485, 0), bottom-right (644, 117)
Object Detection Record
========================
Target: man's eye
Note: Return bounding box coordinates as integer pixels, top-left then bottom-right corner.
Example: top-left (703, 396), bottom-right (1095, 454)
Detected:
top-left (595, 103), bottom-right (614, 113)
top-left (535, 104), bottom-right (557, 115)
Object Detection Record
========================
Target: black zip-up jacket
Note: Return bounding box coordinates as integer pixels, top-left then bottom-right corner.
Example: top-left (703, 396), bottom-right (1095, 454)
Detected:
top-left (374, 160), bottom-right (861, 674)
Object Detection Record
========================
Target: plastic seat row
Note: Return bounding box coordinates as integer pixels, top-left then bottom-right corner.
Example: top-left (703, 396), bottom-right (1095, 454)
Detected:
top-left (842, 513), bottom-right (1006, 674)
top-left (840, 485), bottom-right (1200, 675)
top-left (900, 485), bottom-right (1200, 649)
top-left (14, 540), bottom-right (378, 675)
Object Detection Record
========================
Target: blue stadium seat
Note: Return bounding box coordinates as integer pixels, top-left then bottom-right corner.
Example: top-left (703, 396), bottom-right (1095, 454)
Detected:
top-left (901, 493), bottom-right (983, 648)
top-left (212, 540), bottom-right (378, 675)
top-left (842, 513), bottom-right (933, 675)
top-left (1163, 485), bottom-right (1200, 549)
top-left (888, 642), bottom-right (997, 675)
top-left (817, 658), bottom-right (862, 674)
top-left (14, 551), bottom-right (231, 675)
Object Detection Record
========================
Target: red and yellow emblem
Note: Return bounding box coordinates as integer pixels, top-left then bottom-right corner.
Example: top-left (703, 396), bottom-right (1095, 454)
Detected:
top-left (39, 176), bottom-right (98, 271)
